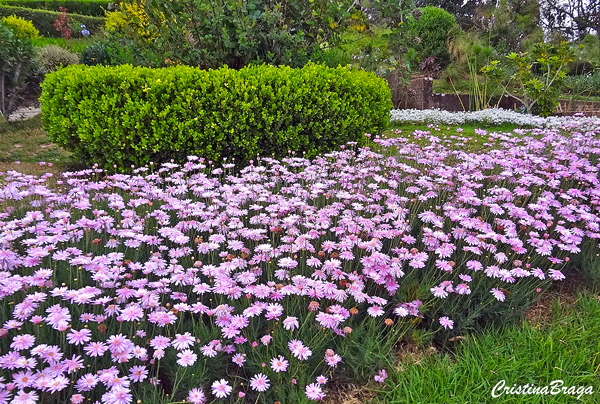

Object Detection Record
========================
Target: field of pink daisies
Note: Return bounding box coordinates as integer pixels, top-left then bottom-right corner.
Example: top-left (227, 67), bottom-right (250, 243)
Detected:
top-left (1, 117), bottom-right (600, 404)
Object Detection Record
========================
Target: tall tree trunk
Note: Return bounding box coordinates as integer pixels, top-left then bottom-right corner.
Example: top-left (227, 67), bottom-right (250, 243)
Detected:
top-left (0, 73), bottom-right (5, 119)
top-left (6, 61), bottom-right (23, 118)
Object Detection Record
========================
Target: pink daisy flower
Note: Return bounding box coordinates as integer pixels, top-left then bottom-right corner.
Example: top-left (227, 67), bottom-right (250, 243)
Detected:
top-left (211, 379), bottom-right (232, 398)
top-left (249, 373), bottom-right (270, 392)
top-left (305, 383), bottom-right (325, 401)
top-left (10, 334), bottom-right (35, 351)
top-left (270, 356), bottom-right (288, 372)
top-left (439, 316), bottom-right (454, 330)
top-left (188, 388), bottom-right (205, 404)
top-left (176, 349), bottom-right (198, 367)
top-left (490, 288), bottom-right (506, 302)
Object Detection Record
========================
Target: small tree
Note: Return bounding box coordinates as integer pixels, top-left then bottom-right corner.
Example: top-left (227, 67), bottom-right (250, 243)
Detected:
top-left (483, 42), bottom-right (573, 116)
top-left (406, 6), bottom-right (459, 68)
top-left (53, 7), bottom-right (72, 40)
top-left (0, 17), bottom-right (38, 120)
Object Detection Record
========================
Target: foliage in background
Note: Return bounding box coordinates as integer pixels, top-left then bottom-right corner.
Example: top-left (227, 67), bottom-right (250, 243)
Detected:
top-left (540, 0), bottom-right (600, 41)
top-left (474, 0), bottom-right (542, 54)
top-left (105, 0), bottom-right (156, 41)
top-left (0, 0), bottom-right (109, 16)
top-left (563, 74), bottom-right (600, 98)
top-left (0, 15), bottom-right (37, 119)
top-left (313, 27), bottom-right (408, 80)
top-left (138, 0), bottom-right (355, 68)
top-left (0, 4), bottom-right (104, 37)
top-left (52, 5), bottom-right (71, 38)
top-left (35, 44), bottom-right (79, 74)
top-left (80, 36), bottom-right (162, 66)
top-left (569, 34), bottom-right (600, 75)
top-left (466, 43), bottom-right (500, 110)
top-left (41, 63), bottom-right (392, 170)
top-left (415, 0), bottom-right (479, 30)
top-left (484, 42), bottom-right (574, 116)
top-left (1, 12), bottom-right (37, 36)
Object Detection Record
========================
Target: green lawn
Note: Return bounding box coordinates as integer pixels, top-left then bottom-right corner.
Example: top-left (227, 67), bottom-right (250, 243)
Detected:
top-left (376, 292), bottom-right (600, 403)
top-left (383, 122), bottom-right (523, 153)
top-left (0, 114), bottom-right (77, 176)
top-left (1, 116), bottom-right (523, 177)
top-left (31, 37), bottom-right (93, 52)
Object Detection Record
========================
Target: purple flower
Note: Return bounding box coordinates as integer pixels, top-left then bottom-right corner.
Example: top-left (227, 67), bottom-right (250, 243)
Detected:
top-left (439, 316), bottom-right (454, 330)
top-left (374, 368), bottom-right (388, 383)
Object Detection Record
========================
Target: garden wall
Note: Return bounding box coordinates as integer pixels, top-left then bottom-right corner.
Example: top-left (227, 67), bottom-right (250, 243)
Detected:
top-left (389, 76), bottom-right (521, 111)
top-left (390, 76), bottom-right (600, 116)
top-left (556, 99), bottom-right (600, 116)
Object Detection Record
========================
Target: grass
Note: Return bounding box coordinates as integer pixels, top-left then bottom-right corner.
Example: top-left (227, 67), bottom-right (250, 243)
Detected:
top-left (375, 292), bottom-right (600, 403)
top-left (0, 114), bottom-right (78, 176)
top-left (383, 123), bottom-right (523, 153)
top-left (0, 117), bottom-right (523, 178)
top-left (31, 36), bottom-right (93, 52)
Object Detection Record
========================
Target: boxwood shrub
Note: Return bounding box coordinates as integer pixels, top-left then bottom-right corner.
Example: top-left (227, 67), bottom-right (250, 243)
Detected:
top-left (0, 0), bottom-right (109, 16)
top-left (0, 5), bottom-right (104, 36)
top-left (41, 63), bottom-right (392, 170)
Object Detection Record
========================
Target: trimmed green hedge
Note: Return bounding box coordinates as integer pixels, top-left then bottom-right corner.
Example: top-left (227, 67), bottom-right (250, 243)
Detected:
top-left (0, 5), bottom-right (104, 37)
top-left (0, 0), bottom-right (109, 16)
top-left (41, 64), bottom-right (392, 170)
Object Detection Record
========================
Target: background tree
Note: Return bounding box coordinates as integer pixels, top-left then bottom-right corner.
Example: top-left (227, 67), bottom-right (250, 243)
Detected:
top-left (483, 41), bottom-right (573, 115)
top-left (405, 6), bottom-right (458, 68)
top-left (0, 16), bottom-right (38, 120)
top-left (539, 0), bottom-right (600, 41)
top-left (139, 0), bottom-right (355, 69)
top-left (474, 0), bottom-right (542, 53)
top-left (415, 0), bottom-right (482, 30)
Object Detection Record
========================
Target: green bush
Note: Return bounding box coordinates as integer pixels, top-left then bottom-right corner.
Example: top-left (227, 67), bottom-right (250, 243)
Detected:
top-left (2, 13), bottom-right (38, 37)
top-left (80, 37), bottom-right (162, 67)
top-left (35, 44), bottom-right (79, 73)
top-left (140, 0), bottom-right (354, 69)
top-left (41, 64), bottom-right (392, 170)
top-left (564, 73), bottom-right (600, 97)
top-left (406, 6), bottom-right (458, 68)
top-left (0, 5), bottom-right (104, 37)
top-left (0, 0), bottom-right (108, 16)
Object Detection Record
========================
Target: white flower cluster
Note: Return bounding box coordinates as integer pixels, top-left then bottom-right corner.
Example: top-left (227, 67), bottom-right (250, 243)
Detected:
top-left (389, 108), bottom-right (600, 129)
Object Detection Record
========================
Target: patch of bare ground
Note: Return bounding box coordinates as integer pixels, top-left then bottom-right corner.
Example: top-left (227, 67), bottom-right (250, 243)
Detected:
top-left (322, 381), bottom-right (377, 404)
top-left (524, 272), bottom-right (583, 327)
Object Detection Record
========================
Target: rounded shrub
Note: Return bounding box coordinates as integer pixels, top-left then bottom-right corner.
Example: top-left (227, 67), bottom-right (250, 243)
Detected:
top-left (35, 44), bottom-right (79, 74)
top-left (41, 63), bottom-right (392, 171)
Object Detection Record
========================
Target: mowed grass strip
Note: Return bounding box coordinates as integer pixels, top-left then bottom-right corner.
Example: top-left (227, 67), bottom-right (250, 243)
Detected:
top-left (377, 293), bottom-right (600, 404)
top-left (383, 123), bottom-right (523, 152)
